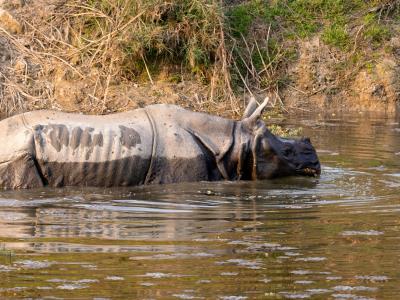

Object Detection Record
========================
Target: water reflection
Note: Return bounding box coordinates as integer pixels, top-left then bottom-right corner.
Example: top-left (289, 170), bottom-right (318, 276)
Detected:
top-left (0, 113), bottom-right (399, 299)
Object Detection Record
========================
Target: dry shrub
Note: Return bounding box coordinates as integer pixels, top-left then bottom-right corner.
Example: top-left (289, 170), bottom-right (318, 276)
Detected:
top-left (42, 0), bottom-right (236, 111)
top-left (1, 0), bottom-right (399, 116)
top-left (0, 0), bottom-right (241, 116)
top-left (0, 0), bottom-right (289, 116)
top-left (0, 33), bottom-right (52, 115)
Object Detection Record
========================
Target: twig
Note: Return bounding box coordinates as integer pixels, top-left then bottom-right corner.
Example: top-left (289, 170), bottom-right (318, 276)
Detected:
top-left (255, 37), bottom-right (270, 79)
top-left (351, 24), bottom-right (365, 56)
top-left (232, 59), bottom-right (253, 96)
top-left (0, 27), bottom-right (85, 79)
top-left (141, 54), bottom-right (154, 85)
top-left (102, 59), bottom-right (115, 112)
top-left (73, 10), bottom-right (145, 54)
top-left (274, 88), bottom-right (288, 113)
top-left (36, 51), bottom-right (85, 79)
top-left (240, 33), bottom-right (258, 81)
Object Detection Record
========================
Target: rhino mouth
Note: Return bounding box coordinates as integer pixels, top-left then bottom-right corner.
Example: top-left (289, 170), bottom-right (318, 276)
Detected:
top-left (299, 167), bottom-right (321, 177)
top-left (301, 168), bottom-right (320, 177)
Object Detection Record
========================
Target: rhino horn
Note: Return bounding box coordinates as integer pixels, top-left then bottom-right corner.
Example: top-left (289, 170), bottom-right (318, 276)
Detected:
top-left (242, 96), bottom-right (258, 120)
top-left (242, 96), bottom-right (269, 127)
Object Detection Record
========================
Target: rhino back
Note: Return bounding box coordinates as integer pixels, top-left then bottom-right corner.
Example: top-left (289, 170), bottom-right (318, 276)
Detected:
top-left (24, 109), bottom-right (154, 187)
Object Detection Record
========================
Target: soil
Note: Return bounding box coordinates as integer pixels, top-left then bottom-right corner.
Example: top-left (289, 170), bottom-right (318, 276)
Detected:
top-left (0, 1), bottom-right (399, 117)
top-left (284, 36), bottom-right (400, 114)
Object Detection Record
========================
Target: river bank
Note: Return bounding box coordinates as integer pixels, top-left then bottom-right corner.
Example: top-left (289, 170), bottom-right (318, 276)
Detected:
top-left (0, 0), bottom-right (399, 117)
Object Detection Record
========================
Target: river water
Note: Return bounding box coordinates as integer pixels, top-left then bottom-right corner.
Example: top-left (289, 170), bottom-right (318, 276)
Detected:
top-left (0, 113), bottom-right (399, 299)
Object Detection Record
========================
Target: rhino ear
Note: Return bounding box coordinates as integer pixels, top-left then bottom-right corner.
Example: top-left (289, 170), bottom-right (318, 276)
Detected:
top-left (242, 96), bottom-right (269, 128)
top-left (242, 96), bottom-right (257, 120)
top-left (184, 128), bottom-right (231, 180)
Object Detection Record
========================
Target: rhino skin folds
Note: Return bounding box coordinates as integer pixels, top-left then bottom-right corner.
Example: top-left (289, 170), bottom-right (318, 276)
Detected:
top-left (0, 100), bottom-right (320, 189)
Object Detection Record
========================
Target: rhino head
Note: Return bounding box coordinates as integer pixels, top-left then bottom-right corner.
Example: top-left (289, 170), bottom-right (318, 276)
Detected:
top-left (242, 97), bottom-right (321, 179)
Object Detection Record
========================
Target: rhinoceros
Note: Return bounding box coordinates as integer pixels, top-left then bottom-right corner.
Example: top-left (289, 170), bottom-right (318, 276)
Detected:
top-left (0, 98), bottom-right (320, 189)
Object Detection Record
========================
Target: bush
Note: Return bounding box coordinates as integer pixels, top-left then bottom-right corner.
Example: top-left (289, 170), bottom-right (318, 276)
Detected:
top-left (69, 0), bottom-right (224, 79)
top-left (363, 13), bottom-right (391, 45)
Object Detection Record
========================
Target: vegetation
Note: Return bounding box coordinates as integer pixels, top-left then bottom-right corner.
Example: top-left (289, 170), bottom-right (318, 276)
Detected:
top-left (62, 0), bottom-right (400, 99)
top-left (0, 0), bottom-right (399, 115)
top-left (69, 1), bottom-right (224, 78)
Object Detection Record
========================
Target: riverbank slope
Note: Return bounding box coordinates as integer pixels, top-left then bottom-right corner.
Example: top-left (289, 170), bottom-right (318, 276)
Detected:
top-left (0, 0), bottom-right (399, 117)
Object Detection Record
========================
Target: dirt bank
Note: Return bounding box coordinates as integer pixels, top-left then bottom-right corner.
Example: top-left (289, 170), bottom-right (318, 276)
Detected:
top-left (285, 36), bottom-right (400, 114)
top-left (0, 1), bottom-right (399, 117)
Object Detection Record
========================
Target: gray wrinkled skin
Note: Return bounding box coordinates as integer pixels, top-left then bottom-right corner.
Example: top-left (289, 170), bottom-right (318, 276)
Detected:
top-left (0, 101), bottom-right (320, 189)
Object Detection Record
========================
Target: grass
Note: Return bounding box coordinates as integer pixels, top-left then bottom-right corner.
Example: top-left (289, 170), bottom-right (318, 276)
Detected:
top-left (226, 4), bottom-right (253, 37)
top-left (67, 0), bottom-right (226, 81)
top-left (362, 13), bottom-right (391, 46)
top-left (322, 23), bottom-right (350, 50)
top-left (0, 0), bottom-right (399, 115)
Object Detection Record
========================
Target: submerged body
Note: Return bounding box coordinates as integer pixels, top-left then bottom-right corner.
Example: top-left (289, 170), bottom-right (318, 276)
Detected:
top-left (0, 101), bottom-right (320, 189)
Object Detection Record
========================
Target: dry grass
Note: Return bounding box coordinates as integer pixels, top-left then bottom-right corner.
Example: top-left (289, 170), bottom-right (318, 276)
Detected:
top-left (1, 0), bottom-right (398, 116)
top-left (44, 0), bottom-right (238, 112)
top-left (0, 0), bottom-right (243, 116)
top-left (0, 0), bottom-right (288, 116)
top-left (0, 32), bottom-right (50, 115)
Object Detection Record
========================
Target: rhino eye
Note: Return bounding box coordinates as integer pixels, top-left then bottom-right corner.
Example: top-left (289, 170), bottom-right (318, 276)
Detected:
top-left (283, 148), bottom-right (292, 157)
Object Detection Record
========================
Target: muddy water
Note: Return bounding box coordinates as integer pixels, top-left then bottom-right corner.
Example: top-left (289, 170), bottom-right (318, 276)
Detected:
top-left (0, 113), bottom-right (400, 299)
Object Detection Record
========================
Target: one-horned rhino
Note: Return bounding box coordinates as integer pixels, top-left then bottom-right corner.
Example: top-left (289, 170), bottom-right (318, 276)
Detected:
top-left (0, 98), bottom-right (320, 189)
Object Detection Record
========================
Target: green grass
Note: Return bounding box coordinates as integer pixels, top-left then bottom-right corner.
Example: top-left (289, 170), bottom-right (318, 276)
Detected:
top-left (364, 24), bottom-right (391, 44)
top-left (362, 13), bottom-right (391, 46)
top-left (226, 4), bottom-right (253, 37)
top-left (322, 23), bottom-right (350, 50)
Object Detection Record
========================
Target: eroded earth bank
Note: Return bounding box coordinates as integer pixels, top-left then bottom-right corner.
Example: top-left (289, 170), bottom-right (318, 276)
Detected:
top-left (0, 0), bottom-right (399, 117)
